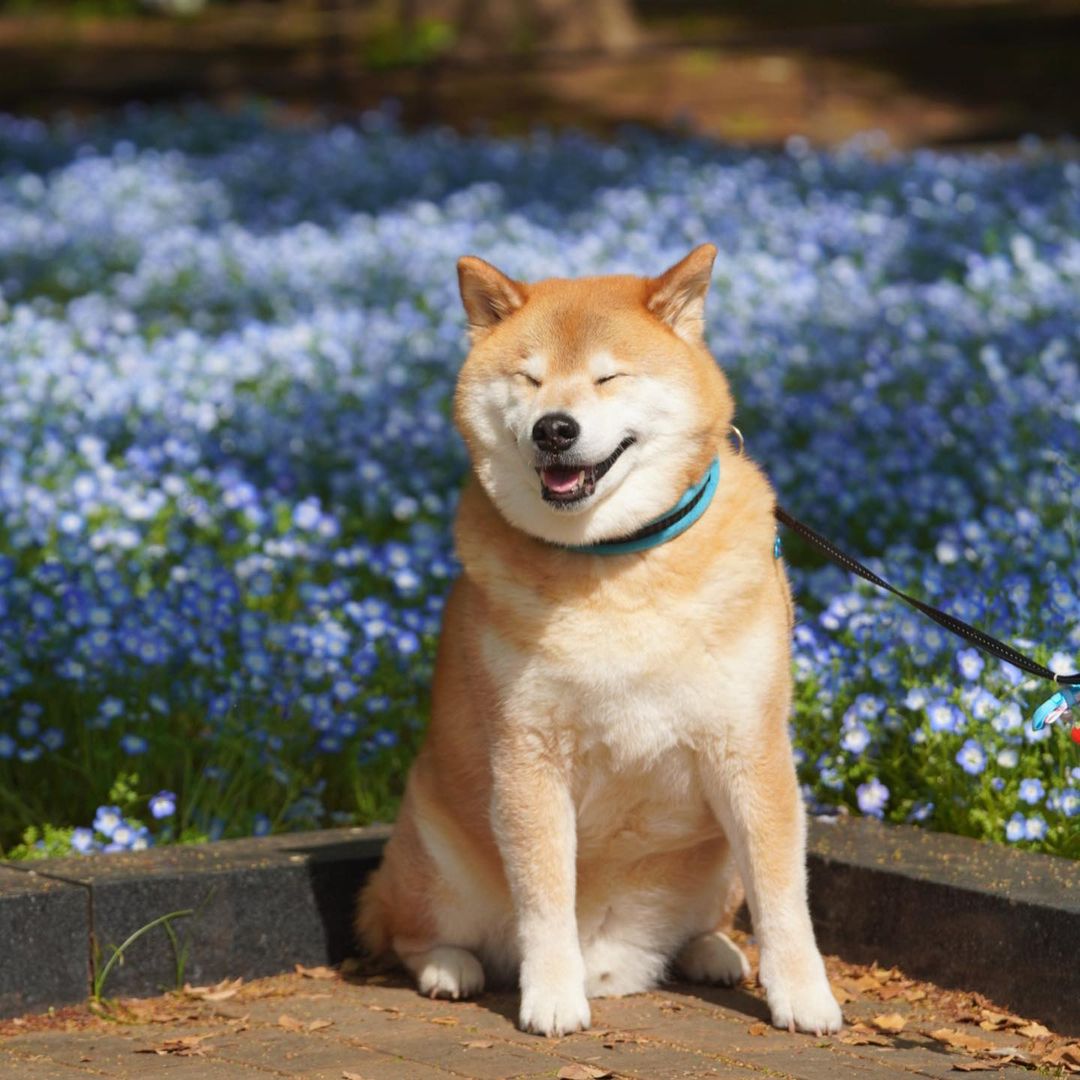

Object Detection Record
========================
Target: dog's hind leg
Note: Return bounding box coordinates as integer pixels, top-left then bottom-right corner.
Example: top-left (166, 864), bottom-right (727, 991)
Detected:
top-left (357, 776), bottom-right (515, 1001)
top-left (675, 844), bottom-right (750, 986)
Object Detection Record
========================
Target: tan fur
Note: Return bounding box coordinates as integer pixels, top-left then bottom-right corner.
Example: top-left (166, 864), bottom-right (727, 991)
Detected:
top-left (357, 246), bottom-right (842, 1037)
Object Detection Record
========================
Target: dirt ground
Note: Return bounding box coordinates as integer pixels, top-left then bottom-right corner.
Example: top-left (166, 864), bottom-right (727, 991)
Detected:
top-left (4, 939), bottom-right (1079, 1079)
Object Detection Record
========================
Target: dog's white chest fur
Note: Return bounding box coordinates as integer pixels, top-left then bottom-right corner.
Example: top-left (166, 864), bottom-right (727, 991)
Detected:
top-left (572, 742), bottom-right (721, 864)
top-left (481, 582), bottom-right (780, 767)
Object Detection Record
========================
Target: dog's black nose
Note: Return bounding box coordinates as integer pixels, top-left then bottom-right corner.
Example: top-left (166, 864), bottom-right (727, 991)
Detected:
top-left (532, 412), bottom-right (580, 454)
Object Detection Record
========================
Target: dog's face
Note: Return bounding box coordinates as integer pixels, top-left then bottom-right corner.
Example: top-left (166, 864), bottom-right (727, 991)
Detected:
top-left (453, 246), bottom-right (735, 546)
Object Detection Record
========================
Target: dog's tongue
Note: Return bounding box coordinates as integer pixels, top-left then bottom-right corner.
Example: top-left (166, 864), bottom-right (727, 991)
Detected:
top-left (541, 465), bottom-right (583, 493)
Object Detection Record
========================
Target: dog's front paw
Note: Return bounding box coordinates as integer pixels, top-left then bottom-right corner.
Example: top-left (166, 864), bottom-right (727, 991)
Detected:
top-left (519, 946), bottom-right (590, 1037)
top-left (519, 980), bottom-right (591, 1037)
top-left (766, 974), bottom-right (843, 1035)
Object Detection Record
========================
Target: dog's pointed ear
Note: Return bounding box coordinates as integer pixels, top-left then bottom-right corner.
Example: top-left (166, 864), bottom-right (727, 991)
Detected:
top-left (646, 244), bottom-right (717, 345)
top-left (457, 256), bottom-right (526, 340)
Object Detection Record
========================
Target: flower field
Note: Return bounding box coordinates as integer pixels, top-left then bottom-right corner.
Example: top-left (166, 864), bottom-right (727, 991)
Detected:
top-left (0, 105), bottom-right (1077, 860)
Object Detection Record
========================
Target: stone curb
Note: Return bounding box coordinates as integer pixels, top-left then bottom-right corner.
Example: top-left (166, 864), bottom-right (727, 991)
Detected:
top-left (807, 817), bottom-right (1079, 1035)
top-left (1, 819), bottom-right (1076, 1034)
top-left (0, 827), bottom-right (388, 1017)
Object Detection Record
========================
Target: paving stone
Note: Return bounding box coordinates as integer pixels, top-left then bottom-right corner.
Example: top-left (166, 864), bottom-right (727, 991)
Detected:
top-left (816, 1040), bottom-right (1037, 1080)
top-left (364, 1033), bottom-right (559, 1080)
top-left (209, 1023), bottom-right (461, 1077)
top-left (228, 994), bottom-right (552, 1077)
top-left (25, 827), bottom-right (388, 1000)
top-left (0, 865), bottom-right (90, 1018)
top-left (618, 1001), bottom-right (791, 1059)
top-left (738, 1047), bottom-right (911, 1079)
top-left (297, 1056), bottom-right (468, 1080)
top-left (0, 1051), bottom-right (101, 1079)
top-left (0, 1028), bottom-right (270, 1080)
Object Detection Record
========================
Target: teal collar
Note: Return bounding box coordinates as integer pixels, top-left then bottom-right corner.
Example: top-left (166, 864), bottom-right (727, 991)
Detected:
top-left (563, 458), bottom-right (720, 556)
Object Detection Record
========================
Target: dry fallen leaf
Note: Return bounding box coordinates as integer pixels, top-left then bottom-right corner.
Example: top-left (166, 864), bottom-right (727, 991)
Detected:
top-left (115, 998), bottom-right (200, 1024)
top-left (840, 1031), bottom-right (892, 1047)
top-left (986, 1050), bottom-right (1028, 1066)
top-left (462, 1040), bottom-right (494, 1049)
top-left (307, 1019), bottom-right (334, 1032)
top-left (747, 1022), bottom-right (769, 1037)
top-left (1016, 1021), bottom-right (1051, 1039)
top-left (829, 982), bottom-right (854, 1005)
top-left (951, 1063), bottom-right (999, 1072)
top-left (431, 1016), bottom-right (459, 1026)
top-left (928, 1028), bottom-right (996, 1054)
top-left (871, 964), bottom-right (902, 983)
top-left (296, 963), bottom-right (337, 980)
top-left (596, 1030), bottom-right (643, 1049)
top-left (903, 989), bottom-right (927, 1003)
top-left (135, 1034), bottom-right (211, 1057)
top-left (278, 1014), bottom-right (305, 1032)
top-left (977, 1009), bottom-right (1013, 1030)
top-left (342, 1072), bottom-right (366, 1080)
top-left (183, 978), bottom-right (243, 1002)
top-left (870, 1012), bottom-right (907, 1034)
top-left (842, 974), bottom-right (882, 994)
top-left (557, 1067), bottom-right (612, 1080)
top-left (1041, 1044), bottom-right (1080, 1071)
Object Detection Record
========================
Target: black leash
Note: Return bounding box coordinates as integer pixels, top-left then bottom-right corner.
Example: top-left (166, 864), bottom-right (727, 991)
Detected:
top-left (774, 504), bottom-right (1080, 689)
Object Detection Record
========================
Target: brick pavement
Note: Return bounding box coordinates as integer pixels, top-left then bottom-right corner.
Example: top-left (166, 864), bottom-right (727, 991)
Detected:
top-left (0, 960), bottom-right (1051, 1080)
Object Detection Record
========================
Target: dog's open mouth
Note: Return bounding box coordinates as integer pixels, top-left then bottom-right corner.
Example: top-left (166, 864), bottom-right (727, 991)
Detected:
top-left (537, 437), bottom-right (636, 505)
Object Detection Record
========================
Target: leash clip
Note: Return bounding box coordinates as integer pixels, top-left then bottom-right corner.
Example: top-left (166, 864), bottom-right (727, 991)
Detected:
top-left (1031, 685), bottom-right (1079, 731)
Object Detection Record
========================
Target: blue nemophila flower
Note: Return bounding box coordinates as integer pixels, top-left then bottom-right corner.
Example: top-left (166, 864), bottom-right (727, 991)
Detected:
top-left (1023, 815), bottom-right (1048, 841)
top-left (71, 827), bottom-right (96, 854)
top-left (856, 778), bottom-right (889, 819)
top-left (841, 723), bottom-right (871, 754)
top-left (111, 822), bottom-right (136, 848)
top-left (955, 739), bottom-right (987, 776)
top-left (120, 734), bottom-right (149, 756)
top-left (1005, 812), bottom-right (1026, 842)
top-left (148, 790), bottom-right (177, 819)
top-left (1018, 778), bottom-right (1045, 805)
top-left (955, 648), bottom-right (985, 681)
top-left (926, 699), bottom-right (963, 734)
top-left (92, 806), bottom-right (123, 839)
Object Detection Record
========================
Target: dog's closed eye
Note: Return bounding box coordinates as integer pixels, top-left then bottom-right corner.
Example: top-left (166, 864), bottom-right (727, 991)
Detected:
top-left (515, 372), bottom-right (542, 388)
top-left (595, 373), bottom-right (626, 385)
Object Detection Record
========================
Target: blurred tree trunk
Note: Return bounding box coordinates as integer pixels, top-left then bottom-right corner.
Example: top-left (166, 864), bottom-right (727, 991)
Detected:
top-left (401, 0), bottom-right (640, 59)
top-left (526, 0), bottom-right (639, 54)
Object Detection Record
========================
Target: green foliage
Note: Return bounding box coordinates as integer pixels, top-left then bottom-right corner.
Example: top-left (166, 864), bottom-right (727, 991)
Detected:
top-left (364, 16), bottom-right (456, 69)
top-left (2, 823), bottom-right (77, 860)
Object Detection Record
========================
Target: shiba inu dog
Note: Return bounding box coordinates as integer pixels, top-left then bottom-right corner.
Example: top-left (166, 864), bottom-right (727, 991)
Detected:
top-left (356, 245), bottom-right (843, 1038)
